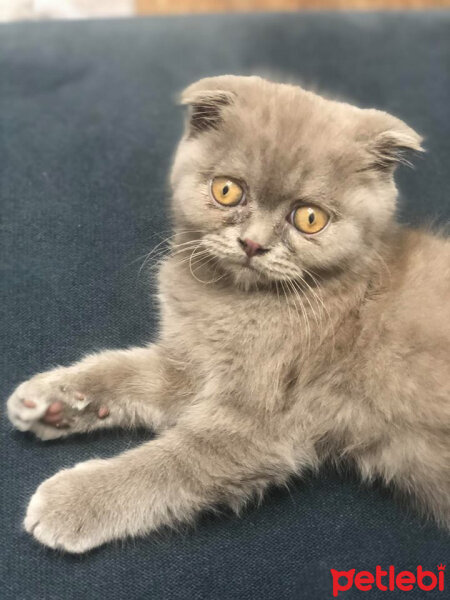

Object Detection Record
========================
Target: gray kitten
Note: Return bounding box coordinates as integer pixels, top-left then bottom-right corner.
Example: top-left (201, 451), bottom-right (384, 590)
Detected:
top-left (7, 75), bottom-right (450, 553)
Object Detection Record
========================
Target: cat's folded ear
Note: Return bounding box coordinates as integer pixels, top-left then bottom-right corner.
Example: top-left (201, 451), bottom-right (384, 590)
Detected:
top-left (179, 76), bottom-right (240, 136)
top-left (360, 109), bottom-right (424, 171)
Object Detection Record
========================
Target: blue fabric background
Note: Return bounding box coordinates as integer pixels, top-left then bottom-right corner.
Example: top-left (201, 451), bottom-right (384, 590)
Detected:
top-left (1, 12), bottom-right (449, 599)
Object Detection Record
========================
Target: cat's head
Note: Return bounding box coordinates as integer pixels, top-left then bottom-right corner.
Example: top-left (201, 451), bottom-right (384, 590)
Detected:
top-left (170, 75), bottom-right (422, 288)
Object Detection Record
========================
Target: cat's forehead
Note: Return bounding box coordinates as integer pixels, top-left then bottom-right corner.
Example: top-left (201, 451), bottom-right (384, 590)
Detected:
top-left (208, 92), bottom-right (359, 205)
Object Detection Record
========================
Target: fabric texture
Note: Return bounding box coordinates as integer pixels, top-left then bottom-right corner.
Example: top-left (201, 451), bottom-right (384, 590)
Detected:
top-left (1, 11), bottom-right (449, 599)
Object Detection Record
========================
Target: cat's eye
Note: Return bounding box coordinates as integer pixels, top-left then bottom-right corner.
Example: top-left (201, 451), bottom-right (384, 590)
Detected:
top-left (290, 205), bottom-right (329, 235)
top-left (210, 177), bottom-right (245, 207)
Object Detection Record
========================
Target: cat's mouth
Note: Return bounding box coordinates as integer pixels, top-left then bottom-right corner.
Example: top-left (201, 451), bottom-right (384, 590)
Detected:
top-left (241, 258), bottom-right (257, 270)
top-left (228, 256), bottom-right (258, 271)
top-left (225, 256), bottom-right (273, 283)
top-left (225, 255), bottom-right (302, 285)
top-left (200, 238), bottom-right (278, 282)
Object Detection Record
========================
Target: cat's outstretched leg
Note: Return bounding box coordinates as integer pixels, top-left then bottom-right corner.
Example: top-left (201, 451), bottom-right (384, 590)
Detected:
top-left (7, 346), bottom-right (188, 440)
top-left (22, 399), bottom-right (315, 552)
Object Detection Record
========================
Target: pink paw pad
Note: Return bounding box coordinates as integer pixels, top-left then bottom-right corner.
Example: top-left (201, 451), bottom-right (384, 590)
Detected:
top-left (97, 407), bottom-right (110, 419)
top-left (42, 401), bottom-right (64, 425)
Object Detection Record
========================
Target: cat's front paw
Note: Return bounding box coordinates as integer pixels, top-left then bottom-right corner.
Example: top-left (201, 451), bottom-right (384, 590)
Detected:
top-left (24, 461), bottom-right (111, 553)
top-left (7, 370), bottom-right (110, 440)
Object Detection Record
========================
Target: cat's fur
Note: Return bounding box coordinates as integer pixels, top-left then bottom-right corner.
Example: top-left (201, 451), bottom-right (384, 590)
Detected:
top-left (7, 75), bottom-right (450, 553)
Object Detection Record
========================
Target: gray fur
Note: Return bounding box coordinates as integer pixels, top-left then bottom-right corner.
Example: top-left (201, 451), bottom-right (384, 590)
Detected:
top-left (7, 76), bottom-right (449, 553)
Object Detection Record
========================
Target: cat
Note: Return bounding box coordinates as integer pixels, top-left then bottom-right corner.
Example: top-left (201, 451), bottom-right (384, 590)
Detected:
top-left (7, 75), bottom-right (450, 553)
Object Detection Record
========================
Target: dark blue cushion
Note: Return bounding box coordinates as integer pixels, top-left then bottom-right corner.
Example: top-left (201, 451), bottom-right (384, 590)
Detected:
top-left (1, 12), bottom-right (449, 600)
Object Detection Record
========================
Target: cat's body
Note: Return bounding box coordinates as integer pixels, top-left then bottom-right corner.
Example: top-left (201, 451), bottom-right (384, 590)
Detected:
top-left (159, 226), bottom-right (450, 520)
top-left (7, 76), bottom-right (450, 552)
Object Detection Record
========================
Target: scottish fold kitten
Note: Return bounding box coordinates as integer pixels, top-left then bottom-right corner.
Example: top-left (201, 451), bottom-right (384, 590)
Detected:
top-left (7, 76), bottom-right (450, 553)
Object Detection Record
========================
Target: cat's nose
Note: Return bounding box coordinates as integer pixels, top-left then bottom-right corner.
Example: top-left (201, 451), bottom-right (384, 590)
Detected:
top-left (238, 238), bottom-right (269, 258)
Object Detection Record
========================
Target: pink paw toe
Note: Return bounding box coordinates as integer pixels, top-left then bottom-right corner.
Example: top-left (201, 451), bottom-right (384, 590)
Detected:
top-left (97, 407), bottom-right (110, 419)
top-left (23, 399), bottom-right (37, 408)
top-left (42, 402), bottom-right (64, 425)
top-left (46, 401), bottom-right (63, 415)
top-left (42, 413), bottom-right (63, 425)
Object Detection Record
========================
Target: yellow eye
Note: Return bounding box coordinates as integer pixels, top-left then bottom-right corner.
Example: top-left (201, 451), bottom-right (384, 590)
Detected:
top-left (210, 177), bottom-right (244, 207)
top-left (291, 205), bottom-right (329, 235)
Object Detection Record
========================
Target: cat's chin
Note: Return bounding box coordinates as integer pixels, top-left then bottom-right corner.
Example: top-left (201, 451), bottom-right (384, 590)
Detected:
top-left (224, 261), bottom-right (271, 290)
top-left (215, 255), bottom-right (297, 290)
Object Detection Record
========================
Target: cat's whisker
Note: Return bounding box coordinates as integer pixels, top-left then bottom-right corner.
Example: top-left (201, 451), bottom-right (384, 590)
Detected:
top-left (172, 242), bottom-right (207, 258)
top-left (135, 229), bottom-right (207, 279)
top-left (274, 280), bottom-right (281, 308)
top-left (295, 276), bottom-right (331, 359)
top-left (189, 253), bottom-right (218, 273)
top-left (291, 277), bottom-right (321, 330)
top-left (134, 229), bottom-right (205, 261)
top-left (176, 248), bottom-right (211, 267)
top-left (285, 277), bottom-right (312, 359)
top-left (207, 254), bottom-right (229, 285)
top-left (138, 239), bottom-right (206, 279)
top-left (185, 245), bottom-right (227, 285)
top-left (301, 269), bottom-right (336, 360)
top-left (137, 238), bottom-right (187, 278)
top-left (280, 280), bottom-right (295, 330)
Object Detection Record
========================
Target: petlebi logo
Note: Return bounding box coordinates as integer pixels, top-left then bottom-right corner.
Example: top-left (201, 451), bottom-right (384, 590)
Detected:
top-left (330, 564), bottom-right (445, 597)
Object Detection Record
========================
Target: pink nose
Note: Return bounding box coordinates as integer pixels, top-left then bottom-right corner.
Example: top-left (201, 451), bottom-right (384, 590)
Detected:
top-left (238, 238), bottom-right (268, 258)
